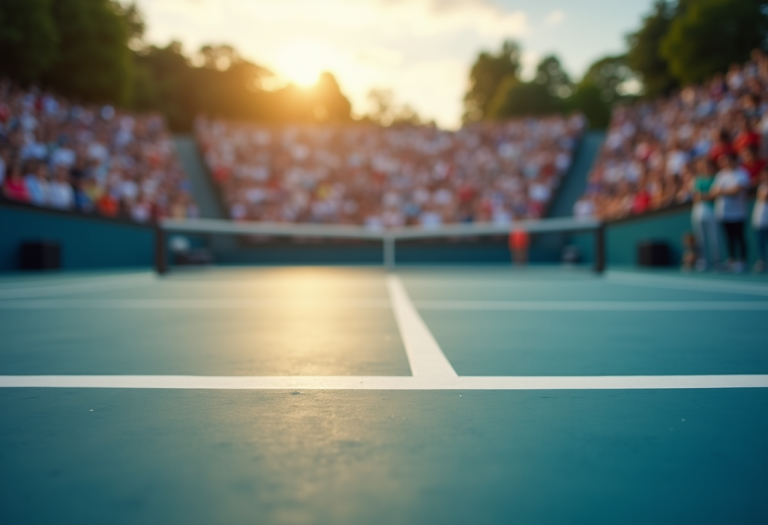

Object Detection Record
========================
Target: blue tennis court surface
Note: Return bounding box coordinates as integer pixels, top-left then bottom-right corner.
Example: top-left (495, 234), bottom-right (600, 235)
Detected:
top-left (1, 267), bottom-right (767, 525)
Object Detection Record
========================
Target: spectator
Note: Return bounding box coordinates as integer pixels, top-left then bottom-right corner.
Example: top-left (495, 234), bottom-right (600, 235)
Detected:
top-left (196, 114), bottom-right (585, 228)
top-left (582, 49), bottom-right (768, 227)
top-left (711, 154), bottom-right (750, 272)
top-left (690, 158), bottom-right (719, 269)
top-left (24, 164), bottom-right (50, 206)
top-left (3, 164), bottom-right (28, 201)
top-left (752, 167), bottom-right (768, 273)
top-left (48, 167), bottom-right (75, 210)
top-left (739, 146), bottom-right (766, 185)
top-left (96, 187), bottom-right (119, 217)
top-left (0, 80), bottom-right (197, 222)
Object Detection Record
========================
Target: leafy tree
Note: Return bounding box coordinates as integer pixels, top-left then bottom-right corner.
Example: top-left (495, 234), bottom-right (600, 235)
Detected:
top-left (43, 0), bottom-right (134, 104)
top-left (463, 40), bottom-right (522, 123)
top-left (626, 0), bottom-right (679, 97)
top-left (661, 0), bottom-right (768, 84)
top-left (0, 0), bottom-right (58, 83)
top-left (311, 72), bottom-right (353, 122)
top-left (534, 55), bottom-right (573, 98)
top-left (484, 55), bottom-right (571, 120)
top-left (580, 55), bottom-right (636, 106)
top-left (570, 83), bottom-right (614, 129)
top-left (133, 42), bottom-right (193, 129)
top-left (486, 78), bottom-right (560, 119)
top-left (569, 55), bottom-right (637, 129)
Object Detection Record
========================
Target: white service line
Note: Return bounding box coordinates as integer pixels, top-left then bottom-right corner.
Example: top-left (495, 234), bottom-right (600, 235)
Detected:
top-left (1, 375), bottom-right (766, 390)
top-left (414, 300), bottom-right (768, 311)
top-left (0, 298), bottom-right (392, 309)
top-left (386, 275), bottom-right (458, 379)
top-left (0, 273), bottom-right (156, 299)
top-left (607, 272), bottom-right (768, 296)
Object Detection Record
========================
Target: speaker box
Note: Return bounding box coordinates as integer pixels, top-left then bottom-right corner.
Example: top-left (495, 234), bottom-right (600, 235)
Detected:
top-left (637, 241), bottom-right (672, 267)
top-left (19, 241), bottom-right (61, 270)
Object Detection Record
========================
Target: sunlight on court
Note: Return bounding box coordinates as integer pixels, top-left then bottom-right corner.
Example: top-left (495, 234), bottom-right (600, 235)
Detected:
top-left (1, 268), bottom-right (767, 525)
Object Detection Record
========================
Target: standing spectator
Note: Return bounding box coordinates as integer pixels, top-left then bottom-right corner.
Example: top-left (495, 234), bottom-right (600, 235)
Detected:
top-left (739, 146), bottom-right (766, 185)
top-left (711, 154), bottom-right (750, 272)
top-left (752, 167), bottom-right (768, 273)
top-left (709, 129), bottom-right (734, 163)
top-left (690, 158), bottom-right (720, 269)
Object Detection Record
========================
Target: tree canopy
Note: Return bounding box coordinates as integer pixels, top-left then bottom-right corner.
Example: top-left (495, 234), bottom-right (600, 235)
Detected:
top-left (462, 40), bottom-right (522, 123)
top-left (464, 0), bottom-right (765, 128)
top-left (661, 0), bottom-right (768, 84)
top-left (0, 0), bottom-right (354, 130)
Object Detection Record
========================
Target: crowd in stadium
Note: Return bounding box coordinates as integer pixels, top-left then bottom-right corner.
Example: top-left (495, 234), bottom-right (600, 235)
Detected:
top-left (196, 115), bottom-right (585, 229)
top-left (0, 80), bottom-right (198, 222)
top-left (574, 50), bottom-right (768, 272)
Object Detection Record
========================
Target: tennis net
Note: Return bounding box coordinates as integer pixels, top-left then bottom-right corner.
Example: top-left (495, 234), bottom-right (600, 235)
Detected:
top-left (156, 217), bottom-right (604, 273)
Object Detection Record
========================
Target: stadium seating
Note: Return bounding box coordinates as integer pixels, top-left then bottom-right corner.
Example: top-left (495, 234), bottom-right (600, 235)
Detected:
top-left (575, 50), bottom-right (768, 221)
top-left (195, 115), bottom-right (586, 228)
top-left (0, 80), bottom-right (198, 223)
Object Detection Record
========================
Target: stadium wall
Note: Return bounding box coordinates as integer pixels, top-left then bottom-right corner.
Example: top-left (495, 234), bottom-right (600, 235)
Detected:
top-left (570, 200), bottom-right (761, 267)
top-left (0, 201), bottom-right (154, 272)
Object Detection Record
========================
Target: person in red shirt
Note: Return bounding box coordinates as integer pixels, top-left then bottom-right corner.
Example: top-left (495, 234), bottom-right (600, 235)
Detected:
top-left (631, 186), bottom-right (651, 215)
top-left (96, 191), bottom-right (119, 218)
top-left (740, 146), bottom-right (766, 185)
top-left (2, 164), bottom-right (29, 202)
top-left (509, 223), bottom-right (530, 265)
top-left (733, 119), bottom-right (761, 153)
top-left (709, 129), bottom-right (734, 163)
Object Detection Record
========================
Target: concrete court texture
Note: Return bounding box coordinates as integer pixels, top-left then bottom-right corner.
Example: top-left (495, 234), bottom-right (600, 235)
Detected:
top-left (0, 266), bottom-right (767, 525)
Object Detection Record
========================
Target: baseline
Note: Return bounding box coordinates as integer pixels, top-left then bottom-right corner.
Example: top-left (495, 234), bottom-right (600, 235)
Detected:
top-left (413, 300), bottom-right (768, 311)
top-left (1, 375), bottom-right (767, 390)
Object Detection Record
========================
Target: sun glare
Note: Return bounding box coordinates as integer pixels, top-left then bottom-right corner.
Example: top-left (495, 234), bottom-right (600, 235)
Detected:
top-left (276, 41), bottom-right (331, 87)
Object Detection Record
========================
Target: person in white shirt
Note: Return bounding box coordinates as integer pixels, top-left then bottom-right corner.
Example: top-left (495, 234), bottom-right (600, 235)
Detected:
top-left (752, 167), bottom-right (768, 273)
top-left (48, 168), bottom-right (75, 210)
top-left (711, 154), bottom-right (750, 271)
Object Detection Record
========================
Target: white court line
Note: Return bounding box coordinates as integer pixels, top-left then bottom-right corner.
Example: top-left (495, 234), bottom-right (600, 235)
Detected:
top-left (387, 275), bottom-right (457, 379)
top-left (1, 375), bottom-right (766, 390)
top-left (0, 273), bottom-right (156, 299)
top-left (607, 271), bottom-right (768, 296)
top-left (414, 301), bottom-right (768, 311)
top-left (0, 298), bottom-right (391, 309)
top-left (2, 299), bottom-right (764, 311)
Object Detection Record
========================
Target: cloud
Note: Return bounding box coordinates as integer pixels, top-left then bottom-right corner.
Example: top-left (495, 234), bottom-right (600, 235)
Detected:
top-left (545, 9), bottom-right (565, 27)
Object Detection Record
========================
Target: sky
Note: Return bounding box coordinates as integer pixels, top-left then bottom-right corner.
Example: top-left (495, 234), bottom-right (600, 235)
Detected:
top-left (135, 0), bottom-right (655, 128)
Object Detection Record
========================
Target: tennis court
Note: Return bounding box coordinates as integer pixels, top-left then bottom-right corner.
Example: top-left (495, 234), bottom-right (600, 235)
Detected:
top-left (1, 266), bottom-right (767, 525)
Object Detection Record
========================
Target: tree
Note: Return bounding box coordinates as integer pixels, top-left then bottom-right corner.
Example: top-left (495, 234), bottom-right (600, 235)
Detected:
top-left (534, 55), bottom-right (572, 98)
top-left (463, 40), bottom-right (522, 123)
top-left (0, 0), bottom-right (58, 83)
top-left (626, 0), bottom-right (679, 97)
top-left (661, 0), bottom-right (768, 84)
top-left (484, 54), bottom-right (571, 120)
top-left (312, 72), bottom-right (352, 122)
top-left (43, 0), bottom-right (134, 104)
top-left (569, 55), bottom-right (637, 129)
top-left (486, 78), bottom-right (560, 119)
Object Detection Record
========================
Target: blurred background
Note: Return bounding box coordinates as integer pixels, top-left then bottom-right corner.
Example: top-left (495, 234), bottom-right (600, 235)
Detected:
top-left (1, 0), bottom-right (767, 270)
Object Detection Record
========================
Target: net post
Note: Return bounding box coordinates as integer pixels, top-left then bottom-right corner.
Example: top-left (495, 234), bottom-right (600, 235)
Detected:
top-left (383, 234), bottom-right (395, 270)
top-left (154, 222), bottom-right (168, 275)
top-left (594, 222), bottom-right (605, 274)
